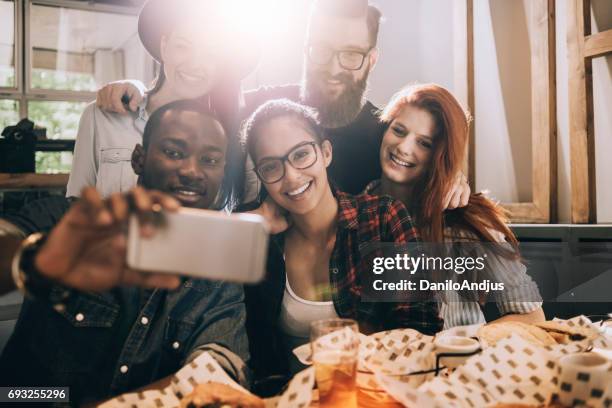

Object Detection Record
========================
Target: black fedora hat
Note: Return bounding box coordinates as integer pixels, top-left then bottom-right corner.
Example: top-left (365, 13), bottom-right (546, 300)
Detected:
top-left (138, 0), bottom-right (260, 79)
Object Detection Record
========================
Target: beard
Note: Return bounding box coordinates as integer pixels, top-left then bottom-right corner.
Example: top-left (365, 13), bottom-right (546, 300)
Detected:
top-left (301, 67), bottom-right (370, 129)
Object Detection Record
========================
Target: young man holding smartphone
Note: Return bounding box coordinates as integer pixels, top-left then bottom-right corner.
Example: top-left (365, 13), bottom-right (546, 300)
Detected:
top-left (0, 100), bottom-right (250, 405)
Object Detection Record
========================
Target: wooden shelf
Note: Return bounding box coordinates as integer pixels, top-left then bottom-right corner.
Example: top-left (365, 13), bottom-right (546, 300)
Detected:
top-left (0, 173), bottom-right (69, 189)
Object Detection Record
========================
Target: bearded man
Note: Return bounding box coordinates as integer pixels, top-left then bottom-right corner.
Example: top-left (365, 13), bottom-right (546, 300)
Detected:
top-left (94, 0), bottom-right (469, 204)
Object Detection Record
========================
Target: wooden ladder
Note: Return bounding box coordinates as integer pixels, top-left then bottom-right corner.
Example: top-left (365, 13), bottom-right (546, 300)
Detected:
top-left (568, 0), bottom-right (612, 223)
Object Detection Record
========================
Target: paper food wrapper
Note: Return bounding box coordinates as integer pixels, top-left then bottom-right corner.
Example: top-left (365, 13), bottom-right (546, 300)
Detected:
top-left (293, 327), bottom-right (439, 393)
top-left (420, 334), bottom-right (561, 406)
top-left (437, 323), bottom-right (483, 339)
top-left (294, 328), bottom-right (431, 367)
top-left (550, 315), bottom-right (612, 350)
top-left (101, 315), bottom-right (610, 407)
top-left (99, 388), bottom-right (180, 408)
top-left (99, 352), bottom-right (315, 408)
top-left (378, 315), bottom-right (611, 407)
top-left (266, 367), bottom-right (315, 408)
top-left (293, 332), bottom-right (379, 370)
top-left (292, 315), bottom-right (611, 407)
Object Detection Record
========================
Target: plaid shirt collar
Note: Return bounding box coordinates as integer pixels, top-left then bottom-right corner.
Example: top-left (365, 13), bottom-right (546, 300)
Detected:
top-left (335, 189), bottom-right (360, 231)
top-left (270, 186), bottom-right (359, 246)
top-left (265, 186), bottom-right (441, 337)
top-left (362, 179), bottom-right (382, 195)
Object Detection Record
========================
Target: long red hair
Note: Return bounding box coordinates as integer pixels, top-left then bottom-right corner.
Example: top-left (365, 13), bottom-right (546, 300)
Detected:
top-left (380, 84), bottom-right (518, 251)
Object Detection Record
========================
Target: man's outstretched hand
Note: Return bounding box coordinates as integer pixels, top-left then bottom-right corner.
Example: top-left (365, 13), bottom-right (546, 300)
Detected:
top-left (34, 186), bottom-right (182, 292)
top-left (96, 80), bottom-right (146, 114)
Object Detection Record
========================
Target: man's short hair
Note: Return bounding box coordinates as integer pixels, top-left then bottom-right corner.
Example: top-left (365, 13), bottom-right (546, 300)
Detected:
top-left (142, 99), bottom-right (220, 150)
top-left (309, 0), bottom-right (383, 47)
top-left (142, 99), bottom-right (245, 210)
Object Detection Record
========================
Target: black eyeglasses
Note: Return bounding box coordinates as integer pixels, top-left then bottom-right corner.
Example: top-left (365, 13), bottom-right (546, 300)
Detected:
top-left (306, 44), bottom-right (372, 71)
top-left (255, 142), bottom-right (319, 184)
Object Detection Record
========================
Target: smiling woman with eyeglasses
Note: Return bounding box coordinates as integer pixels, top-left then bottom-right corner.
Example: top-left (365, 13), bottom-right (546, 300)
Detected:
top-left (240, 98), bottom-right (443, 384)
top-left (255, 141), bottom-right (320, 184)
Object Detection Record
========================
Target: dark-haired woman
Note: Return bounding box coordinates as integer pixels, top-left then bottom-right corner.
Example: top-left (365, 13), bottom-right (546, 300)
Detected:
top-left (366, 83), bottom-right (544, 329)
top-left (241, 99), bottom-right (443, 381)
top-left (67, 0), bottom-right (258, 203)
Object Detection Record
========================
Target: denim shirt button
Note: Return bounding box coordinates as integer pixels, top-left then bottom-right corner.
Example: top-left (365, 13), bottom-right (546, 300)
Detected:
top-left (331, 268), bottom-right (339, 274)
top-left (172, 341), bottom-right (180, 350)
top-left (140, 316), bottom-right (149, 325)
top-left (120, 365), bottom-right (128, 374)
top-left (75, 313), bottom-right (85, 322)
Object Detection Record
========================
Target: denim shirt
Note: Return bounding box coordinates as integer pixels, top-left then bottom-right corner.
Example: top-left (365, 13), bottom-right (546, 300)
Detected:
top-left (0, 279), bottom-right (249, 406)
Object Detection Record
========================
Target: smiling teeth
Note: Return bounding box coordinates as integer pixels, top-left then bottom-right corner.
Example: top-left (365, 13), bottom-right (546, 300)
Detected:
top-left (287, 182), bottom-right (311, 196)
top-left (391, 154), bottom-right (414, 168)
top-left (180, 73), bottom-right (205, 81)
top-left (177, 190), bottom-right (198, 196)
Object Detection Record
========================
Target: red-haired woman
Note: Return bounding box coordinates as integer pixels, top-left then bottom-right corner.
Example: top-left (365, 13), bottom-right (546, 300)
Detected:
top-left (365, 83), bottom-right (545, 328)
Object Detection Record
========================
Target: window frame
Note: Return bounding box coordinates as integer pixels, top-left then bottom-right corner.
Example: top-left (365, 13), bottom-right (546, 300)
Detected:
top-left (1, 0), bottom-right (143, 122)
top-left (0, 0), bottom-right (23, 116)
top-left (567, 0), bottom-right (612, 223)
top-left (454, 0), bottom-right (558, 224)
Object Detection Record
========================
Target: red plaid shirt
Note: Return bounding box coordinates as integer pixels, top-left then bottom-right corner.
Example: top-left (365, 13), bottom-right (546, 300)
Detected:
top-left (327, 190), bottom-right (442, 335)
top-left (245, 189), bottom-right (443, 378)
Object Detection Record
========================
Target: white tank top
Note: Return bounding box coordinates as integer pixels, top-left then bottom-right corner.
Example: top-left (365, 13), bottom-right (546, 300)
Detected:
top-left (278, 278), bottom-right (338, 340)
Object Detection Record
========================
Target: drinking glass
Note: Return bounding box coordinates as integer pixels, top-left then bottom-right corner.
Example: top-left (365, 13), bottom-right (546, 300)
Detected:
top-left (310, 318), bottom-right (359, 408)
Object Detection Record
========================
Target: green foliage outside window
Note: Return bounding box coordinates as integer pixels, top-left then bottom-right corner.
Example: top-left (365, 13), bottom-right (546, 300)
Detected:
top-left (29, 97), bottom-right (85, 173)
top-left (0, 67), bottom-right (15, 88)
top-left (35, 152), bottom-right (73, 174)
top-left (0, 99), bottom-right (19, 132)
top-left (31, 69), bottom-right (97, 92)
top-left (1, 69), bottom-right (92, 173)
top-left (28, 100), bottom-right (87, 140)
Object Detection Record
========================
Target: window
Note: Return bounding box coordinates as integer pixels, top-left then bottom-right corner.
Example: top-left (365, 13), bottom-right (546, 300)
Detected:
top-left (28, 100), bottom-right (86, 139)
top-left (0, 99), bottom-right (19, 131)
top-left (0, 0), bottom-right (15, 88)
top-left (0, 0), bottom-right (15, 87)
top-left (1, 0), bottom-right (155, 174)
top-left (36, 151), bottom-right (72, 174)
top-left (29, 4), bottom-right (151, 92)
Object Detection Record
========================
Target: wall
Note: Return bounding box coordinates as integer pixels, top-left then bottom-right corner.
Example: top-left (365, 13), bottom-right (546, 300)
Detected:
top-left (241, 1), bottom-right (308, 92)
top-left (368, 0), bottom-right (455, 107)
top-left (473, 0), bottom-right (533, 203)
top-left (242, 0), bottom-right (455, 107)
top-left (122, 32), bottom-right (155, 86)
top-left (245, 0), bottom-right (611, 223)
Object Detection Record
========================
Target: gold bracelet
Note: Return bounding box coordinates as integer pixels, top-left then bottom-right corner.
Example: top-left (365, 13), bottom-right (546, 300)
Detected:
top-left (0, 219), bottom-right (26, 239)
top-left (11, 232), bottom-right (46, 296)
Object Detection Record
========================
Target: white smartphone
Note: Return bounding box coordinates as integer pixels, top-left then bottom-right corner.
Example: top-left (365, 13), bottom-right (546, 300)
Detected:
top-left (127, 208), bottom-right (269, 283)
